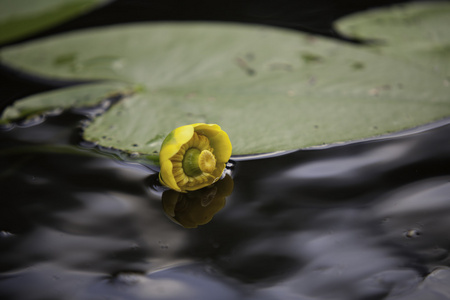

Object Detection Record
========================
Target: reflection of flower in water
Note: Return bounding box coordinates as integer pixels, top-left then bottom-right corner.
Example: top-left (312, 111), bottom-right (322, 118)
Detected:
top-left (162, 174), bottom-right (234, 228)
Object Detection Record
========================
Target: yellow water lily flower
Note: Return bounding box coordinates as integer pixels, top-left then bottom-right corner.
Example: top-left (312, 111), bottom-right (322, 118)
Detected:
top-left (159, 123), bottom-right (232, 192)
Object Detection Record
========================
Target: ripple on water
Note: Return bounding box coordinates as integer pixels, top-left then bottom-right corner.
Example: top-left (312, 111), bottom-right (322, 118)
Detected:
top-left (1, 113), bottom-right (450, 300)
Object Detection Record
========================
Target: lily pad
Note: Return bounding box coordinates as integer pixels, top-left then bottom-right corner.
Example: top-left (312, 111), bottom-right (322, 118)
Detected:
top-left (336, 1), bottom-right (450, 78)
top-left (1, 2), bottom-right (449, 161)
top-left (0, 0), bottom-right (111, 44)
top-left (0, 81), bottom-right (132, 124)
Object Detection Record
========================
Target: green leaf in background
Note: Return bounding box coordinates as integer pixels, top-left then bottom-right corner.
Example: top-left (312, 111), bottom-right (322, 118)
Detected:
top-left (336, 1), bottom-right (450, 79)
top-left (0, 0), bottom-right (111, 44)
top-left (1, 2), bottom-right (449, 160)
top-left (0, 81), bottom-right (132, 124)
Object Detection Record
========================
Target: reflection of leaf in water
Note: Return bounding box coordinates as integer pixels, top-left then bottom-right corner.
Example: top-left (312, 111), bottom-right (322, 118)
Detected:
top-left (162, 175), bottom-right (234, 228)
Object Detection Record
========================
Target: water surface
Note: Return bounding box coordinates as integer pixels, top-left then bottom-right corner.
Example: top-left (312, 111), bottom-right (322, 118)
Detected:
top-left (1, 0), bottom-right (450, 299)
top-left (1, 113), bottom-right (450, 300)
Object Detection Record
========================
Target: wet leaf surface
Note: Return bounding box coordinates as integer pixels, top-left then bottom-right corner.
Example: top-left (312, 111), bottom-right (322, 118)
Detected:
top-left (1, 2), bottom-right (449, 157)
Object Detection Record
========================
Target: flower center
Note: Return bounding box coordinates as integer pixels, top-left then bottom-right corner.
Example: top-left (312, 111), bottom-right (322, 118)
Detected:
top-left (182, 148), bottom-right (216, 177)
top-left (170, 132), bottom-right (219, 189)
top-left (198, 150), bottom-right (216, 173)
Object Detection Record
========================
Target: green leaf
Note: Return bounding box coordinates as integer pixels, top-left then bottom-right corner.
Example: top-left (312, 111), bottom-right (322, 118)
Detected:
top-left (0, 82), bottom-right (132, 123)
top-left (0, 0), bottom-right (111, 44)
top-left (1, 2), bottom-right (450, 159)
top-left (335, 1), bottom-right (450, 78)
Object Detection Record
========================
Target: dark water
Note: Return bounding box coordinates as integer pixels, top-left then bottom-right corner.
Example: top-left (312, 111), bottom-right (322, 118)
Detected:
top-left (1, 111), bottom-right (450, 300)
top-left (2, 1), bottom-right (450, 299)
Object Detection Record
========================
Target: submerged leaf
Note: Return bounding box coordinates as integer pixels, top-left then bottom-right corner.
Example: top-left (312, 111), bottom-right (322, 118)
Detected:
top-left (1, 2), bottom-right (449, 159)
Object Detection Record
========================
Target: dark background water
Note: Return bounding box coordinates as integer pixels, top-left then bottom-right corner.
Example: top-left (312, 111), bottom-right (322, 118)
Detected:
top-left (1, 1), bottom-right (450, 300)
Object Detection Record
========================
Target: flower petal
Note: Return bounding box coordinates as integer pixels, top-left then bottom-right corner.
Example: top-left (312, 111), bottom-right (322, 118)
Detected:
top-left (208, 130), bottom-right (232, 162)
top-left (159, 125), bottom-right (194, 162)
top-left (159, 160), bottom-right (181, 192)
top-left (184, 182), bottom-right (212, 191)
top-left (159, 123), bottom-right (231, 192)
top-left (193, 123), bottom-right (232, 163)
top-left (212, 162), bottom-right (226, 180)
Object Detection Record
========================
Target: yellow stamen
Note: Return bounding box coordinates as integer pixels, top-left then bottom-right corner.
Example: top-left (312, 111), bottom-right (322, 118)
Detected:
top-left (198, 150), bottom-right (216, 174)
